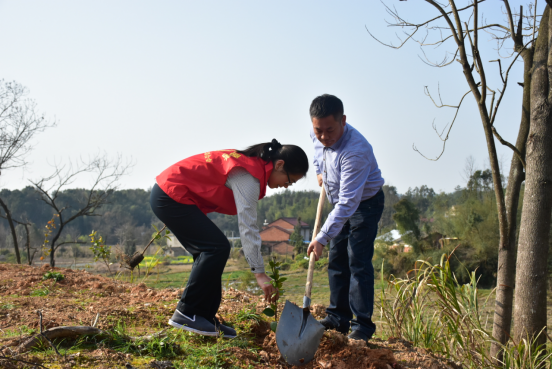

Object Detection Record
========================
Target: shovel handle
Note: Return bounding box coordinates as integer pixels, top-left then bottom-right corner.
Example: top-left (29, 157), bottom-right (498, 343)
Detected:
top-left (304, 186), bottom-right (326, 308)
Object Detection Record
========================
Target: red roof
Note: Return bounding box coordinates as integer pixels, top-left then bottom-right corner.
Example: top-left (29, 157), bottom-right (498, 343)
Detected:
top-left (268, 217), bottom-right (309, 228)
top-left (261, 225), bottom-right (293, 235)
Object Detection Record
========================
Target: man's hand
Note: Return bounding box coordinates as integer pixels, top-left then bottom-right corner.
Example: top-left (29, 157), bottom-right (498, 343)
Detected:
top-left (255, 272), bottom-right (279, 303)
top-left (317, 174), bottom-right (323, 187)
top-left (307, 240), bottom-right (324, 261)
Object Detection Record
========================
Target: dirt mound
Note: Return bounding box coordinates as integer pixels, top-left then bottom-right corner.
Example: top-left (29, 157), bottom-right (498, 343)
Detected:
top-left (0, 263), bottom-right (457, 368)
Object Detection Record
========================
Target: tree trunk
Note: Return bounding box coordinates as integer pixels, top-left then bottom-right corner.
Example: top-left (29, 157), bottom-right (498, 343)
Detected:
top-left (49, 222), bottom-right (64, 268)
top-left (490, 47), bottom-right (533, 359)
top-left (24, 223), bottom-right (32, 265)
top-left (513, 4), bottom-right (552, 346)
top-left (0, 197), bottom-right (21, 264)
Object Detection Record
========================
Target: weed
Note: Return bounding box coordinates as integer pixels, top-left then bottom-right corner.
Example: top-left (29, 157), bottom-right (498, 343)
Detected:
top-left (0, 303), bottom-right (15, 310)
top-left (42, 271), bottom-right (64, 282)
top-left (30, 287), bottom-right (50, 296)
top-left (236, 306), bottom-right (262, 323)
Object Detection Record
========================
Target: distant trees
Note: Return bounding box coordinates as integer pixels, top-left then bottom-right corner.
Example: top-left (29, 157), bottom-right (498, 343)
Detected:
top-left (392, 199), bottom-right (420, 240)
top-left (0, 80), bottom-right (55, 264)
top-left (31, 154), bottom-right (131, 267)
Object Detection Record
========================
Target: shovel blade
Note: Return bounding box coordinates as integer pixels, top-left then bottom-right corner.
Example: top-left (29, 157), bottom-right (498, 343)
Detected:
top-left (276, 300), bottom-right (325, 366)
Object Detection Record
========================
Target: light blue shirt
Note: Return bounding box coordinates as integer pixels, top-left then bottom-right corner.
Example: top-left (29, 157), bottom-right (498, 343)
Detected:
top-left (311, 123), bottom-right (384, 246)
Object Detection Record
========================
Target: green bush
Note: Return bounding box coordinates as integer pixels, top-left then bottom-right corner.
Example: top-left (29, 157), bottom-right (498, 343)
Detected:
top-left (293, 258), bottom-right (309, 270)
top-left (315, 258), bottom-right (328, 270)
top-left (279, 262), bottom-right (291, 271)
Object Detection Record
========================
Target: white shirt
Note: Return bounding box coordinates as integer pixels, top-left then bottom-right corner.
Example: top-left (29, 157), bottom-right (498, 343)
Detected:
top-left (225, 167), bottom-right (265, 273)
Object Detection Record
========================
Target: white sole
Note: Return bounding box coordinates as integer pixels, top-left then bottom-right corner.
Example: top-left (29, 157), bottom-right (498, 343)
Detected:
top-left (168, 319), bottom-right (219, 337)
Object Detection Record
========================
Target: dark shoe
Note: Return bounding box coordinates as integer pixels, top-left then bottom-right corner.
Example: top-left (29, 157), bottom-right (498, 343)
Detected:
top-left (215, 322), bottom-right (237, 339)
top-left (347, 330), bottom-right (369, 342)
top-left (168, 310), bottom-right (218, 337)
top-left (318, 318), bottom-right (348, 335)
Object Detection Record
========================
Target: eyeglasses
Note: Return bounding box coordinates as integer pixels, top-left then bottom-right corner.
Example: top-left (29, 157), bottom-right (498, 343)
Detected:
top-left (284, 169), bottom-right (294, 186)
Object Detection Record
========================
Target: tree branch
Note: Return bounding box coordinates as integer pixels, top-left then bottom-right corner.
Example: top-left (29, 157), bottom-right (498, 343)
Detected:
top-left (413, 89), bottom-right (472, 161)
top-left (491, 126), bottom-right (526, 169)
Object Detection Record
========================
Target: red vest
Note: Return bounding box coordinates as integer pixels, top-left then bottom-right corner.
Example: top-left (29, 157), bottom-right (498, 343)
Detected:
top-left (156, 149), bottom-right (273, 215)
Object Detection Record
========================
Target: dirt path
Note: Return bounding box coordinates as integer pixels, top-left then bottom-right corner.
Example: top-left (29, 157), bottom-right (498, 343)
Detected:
top-left (0, 263), bottom-right (458, 369)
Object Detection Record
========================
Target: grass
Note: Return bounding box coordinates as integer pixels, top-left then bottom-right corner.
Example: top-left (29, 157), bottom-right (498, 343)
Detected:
top-left (376, 254), bottom-right (552, 369)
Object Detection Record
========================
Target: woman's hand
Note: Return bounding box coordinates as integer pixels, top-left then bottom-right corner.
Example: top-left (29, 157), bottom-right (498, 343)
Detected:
top-left (255, 272), bottom-right (279, 303)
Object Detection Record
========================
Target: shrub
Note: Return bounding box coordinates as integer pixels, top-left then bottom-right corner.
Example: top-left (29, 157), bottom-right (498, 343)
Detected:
top-left (315, 257), bottom-right (328, 270)
top-left (279, 262), bottom-right (291, 271)
top-left (293, 258), bottom-right (309, 270)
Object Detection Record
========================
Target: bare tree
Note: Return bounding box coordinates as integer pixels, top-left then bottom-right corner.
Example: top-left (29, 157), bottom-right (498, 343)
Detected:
top-left (0, 215), bottom-right (38, 265)
top-left (368, 0), bottom-right (548, 359)
top-left (460, 155), bottom-right (476, 183)
top-left (513, 5), bottom-right (551, 347)
top-left (30, 153), bottom-right (132, 267)
top-left (0, 80), bottom-right (55, 263)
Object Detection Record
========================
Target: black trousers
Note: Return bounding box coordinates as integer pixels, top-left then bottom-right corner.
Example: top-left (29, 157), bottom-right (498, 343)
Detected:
top-left (150, 183), bottom-right (230, 321)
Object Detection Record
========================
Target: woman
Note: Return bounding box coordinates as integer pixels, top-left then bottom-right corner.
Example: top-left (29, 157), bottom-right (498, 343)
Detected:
top-left (150, 139), bottom-right (309, 338)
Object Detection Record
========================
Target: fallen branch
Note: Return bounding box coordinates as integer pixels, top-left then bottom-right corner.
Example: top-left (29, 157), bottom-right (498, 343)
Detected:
top-left (11, 325), bottom-right (167, 354)
top-left (15, 326), bottom-right (105, 354)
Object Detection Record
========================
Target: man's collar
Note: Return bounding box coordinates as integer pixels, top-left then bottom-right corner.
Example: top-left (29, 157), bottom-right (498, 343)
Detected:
top-left (327, 123), bottom-right (349, 151)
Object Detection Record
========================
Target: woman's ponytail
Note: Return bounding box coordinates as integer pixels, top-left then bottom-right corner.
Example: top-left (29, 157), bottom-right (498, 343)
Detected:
top-left (238, 139), bottom-right (309, 175)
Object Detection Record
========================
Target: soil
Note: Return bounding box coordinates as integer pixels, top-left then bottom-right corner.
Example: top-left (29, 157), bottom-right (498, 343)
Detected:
top-left (0, 263), bottom-right (459, 369)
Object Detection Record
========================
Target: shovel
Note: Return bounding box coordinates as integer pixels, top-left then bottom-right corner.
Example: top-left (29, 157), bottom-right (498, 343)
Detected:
top-left (276, 186), bottom-right (326, 366)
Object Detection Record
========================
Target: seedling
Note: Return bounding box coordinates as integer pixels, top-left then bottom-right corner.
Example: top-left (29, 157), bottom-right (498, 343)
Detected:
top-left (262, 257), bottom-right (287, 332)
top-left (89, 231), bottom-right (112, 275)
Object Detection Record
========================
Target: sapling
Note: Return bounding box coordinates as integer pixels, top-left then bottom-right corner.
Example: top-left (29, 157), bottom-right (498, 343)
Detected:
top-left (89, 231), bottom-right (112, 276)
top-left (262, 256), bottom-right (287, 332)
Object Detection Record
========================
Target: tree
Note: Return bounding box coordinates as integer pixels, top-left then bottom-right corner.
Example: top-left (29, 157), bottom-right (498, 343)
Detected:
top-left (392, 199), bottom-right (420, 239)
top-left (513, 5), bottom-right (551, 346)
top-left (0, 80), bottom-right (55, 264)
top-left (31, 153), bottom-right (131, 267)
top-left (290, 216), bottom-right (305, 255)
top-left (0, 215), bottom-right (37, 265)
top-left (369, 1), bottom-right (548, 358)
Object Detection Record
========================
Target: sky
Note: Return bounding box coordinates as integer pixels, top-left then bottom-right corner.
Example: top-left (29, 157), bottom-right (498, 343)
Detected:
top-left (0, 0), bottom-right (538, 196)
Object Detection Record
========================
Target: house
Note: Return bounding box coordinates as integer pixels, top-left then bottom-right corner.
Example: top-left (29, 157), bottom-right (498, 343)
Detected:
top-left (264, 218), bottom-right (311, 240)
top-left (272, 242), bottom-right (295, 256)
top-left (165, 232), bottom-right (191, 257)
top-left (259, 217), bottom-right (311, 256)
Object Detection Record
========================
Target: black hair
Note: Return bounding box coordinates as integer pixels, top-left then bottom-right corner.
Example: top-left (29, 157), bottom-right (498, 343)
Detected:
top-left (237, 139), bottom-right (309, 175)
top-left (309, 94), bottom-right (344, 121)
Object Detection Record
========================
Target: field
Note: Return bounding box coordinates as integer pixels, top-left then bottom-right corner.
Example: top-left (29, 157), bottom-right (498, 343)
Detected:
top-left (0, 262), bottom-right (462, 369)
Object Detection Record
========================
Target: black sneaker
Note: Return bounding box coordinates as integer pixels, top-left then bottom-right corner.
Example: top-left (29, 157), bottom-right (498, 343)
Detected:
top-left (215, 322), bottom-right (237, 339)
top-left (317, 318), bottom-right (349, 335)
top-left (347, 330), bottom-right (369, 342)
top-left (168, 310), bottom-right (218, 337)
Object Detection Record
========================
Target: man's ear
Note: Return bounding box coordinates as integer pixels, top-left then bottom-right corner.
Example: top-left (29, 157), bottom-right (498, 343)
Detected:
top-left (341, 115), bottom-right (347, 126)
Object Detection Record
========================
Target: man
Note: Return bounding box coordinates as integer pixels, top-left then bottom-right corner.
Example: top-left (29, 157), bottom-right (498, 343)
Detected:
top-left (307, 94), bottom-right (385, 342)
